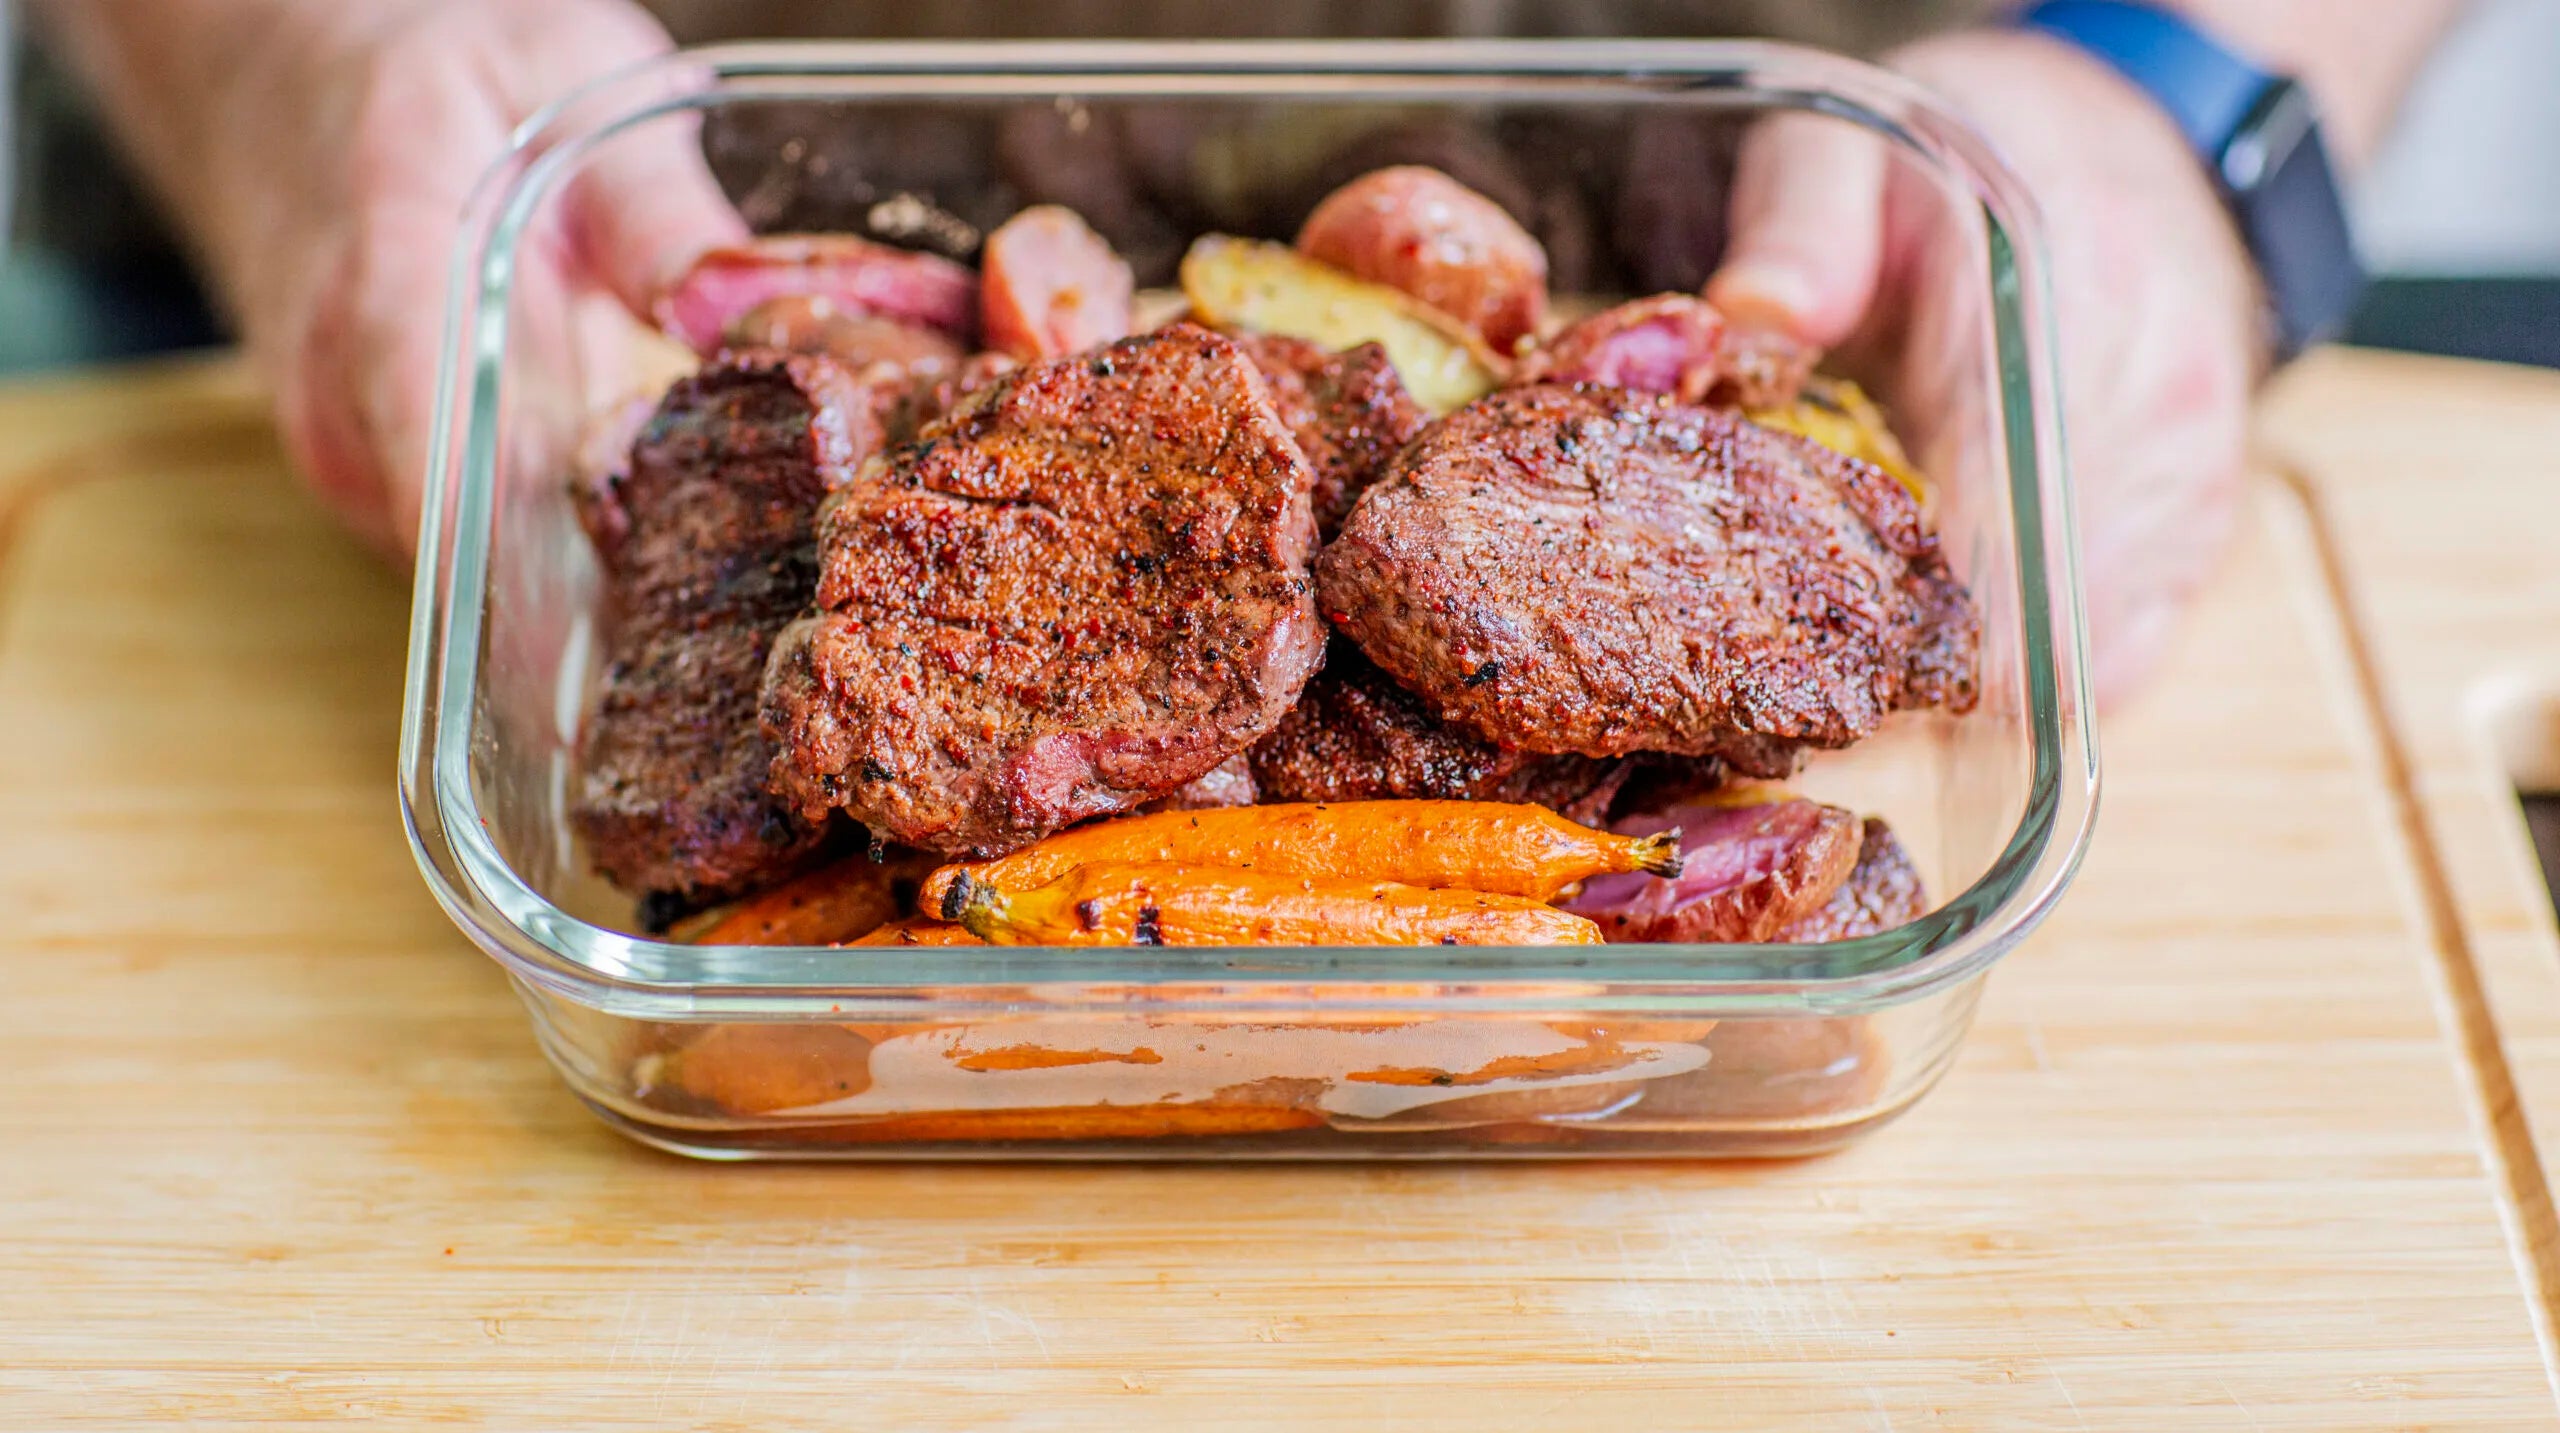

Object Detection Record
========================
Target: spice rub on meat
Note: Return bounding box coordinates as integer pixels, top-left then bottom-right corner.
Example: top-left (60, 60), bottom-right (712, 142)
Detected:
top-left (1232, 333), bottom-right (1428, 538)
top-left (1249, 642), bottom-right (1626, 825)
top-left (761, 323), bottom-right (1325, 857)
top-left (1317, 384), bottom-right (1979, 765)
top-left (572, 352), bottom-right (882, 908)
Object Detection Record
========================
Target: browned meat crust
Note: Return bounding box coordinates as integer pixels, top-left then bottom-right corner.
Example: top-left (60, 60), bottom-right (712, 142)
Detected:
top-left (1143, 754), bottom-right (1259, 812)
top-left (1317, 384), bottom-right (1979, 764)
top-left (1247, 642), bottom-right (1625, 826)
top-left (572, 352), bottom-right (882, 906)
top-left (1776, 819), bottom-right (1928, 943)
top-left (1233, 333), bottom-right (1427, 538)
top-left (762, 324), bottom-right (1324, 856)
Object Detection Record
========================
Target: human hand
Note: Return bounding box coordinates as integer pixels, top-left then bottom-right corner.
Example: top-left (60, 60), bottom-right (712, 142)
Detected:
top-left (188, 0), bottom-right (741, 555)
top-left (1709, 31), bottom-right (2266, 705)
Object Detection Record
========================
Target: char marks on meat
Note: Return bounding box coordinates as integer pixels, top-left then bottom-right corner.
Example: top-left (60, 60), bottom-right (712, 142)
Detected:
top-left (762, 323), bottom-right (1324, 857)
top-left (1143, 754), bottom-right (1260, 812)
top-left (1317, 384), bottom-right (1980, 766)
top-left (572, 352), bottom-right (882, 907)
top-left (1563, 793), bottom-right (1865, 943)
top-left (1233, 333), bottom-right (1428, 537)
top-left (1247, 642), bottom-right (1625, 826)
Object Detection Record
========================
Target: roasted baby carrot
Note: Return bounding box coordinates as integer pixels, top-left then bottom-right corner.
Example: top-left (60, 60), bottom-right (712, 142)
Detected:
top-left (672, 849), bottom-right (937, 946)
top-left (843, 918), bottom-right (985, 947)
top-left (946, 861), bottom-right (1604, 947)
top-left (921, 800), bottom-right (1680, 912)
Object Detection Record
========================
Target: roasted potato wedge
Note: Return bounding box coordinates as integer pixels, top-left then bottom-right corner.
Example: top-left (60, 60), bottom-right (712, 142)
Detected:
top-left (1748, 376), bottom-right (1928, 503)
top-left (1180, 235), bottom-right (1502, 412)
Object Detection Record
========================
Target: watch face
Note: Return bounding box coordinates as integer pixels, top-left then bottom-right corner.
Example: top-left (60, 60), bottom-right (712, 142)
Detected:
top-left (2225, 80), bottom-right (2367, 356)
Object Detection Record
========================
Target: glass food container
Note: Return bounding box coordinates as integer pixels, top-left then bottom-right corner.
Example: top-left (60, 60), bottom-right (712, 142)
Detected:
top-left (401, 41), bottom-right (2097, 1159)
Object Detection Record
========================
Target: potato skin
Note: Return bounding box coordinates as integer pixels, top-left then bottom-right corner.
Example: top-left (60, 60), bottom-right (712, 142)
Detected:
top-left (1179, 236), bottom-right (1501, 413)
top-left (1297, 165), bottom-right (1549, 354)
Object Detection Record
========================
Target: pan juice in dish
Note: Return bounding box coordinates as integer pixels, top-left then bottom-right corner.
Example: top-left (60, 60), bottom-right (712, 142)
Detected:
top-left (404, 43), bottom-right (2095, 1158)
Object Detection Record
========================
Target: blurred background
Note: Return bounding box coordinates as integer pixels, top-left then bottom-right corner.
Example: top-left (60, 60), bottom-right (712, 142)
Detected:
top-left (0, 0), bottom-right (2552, 374)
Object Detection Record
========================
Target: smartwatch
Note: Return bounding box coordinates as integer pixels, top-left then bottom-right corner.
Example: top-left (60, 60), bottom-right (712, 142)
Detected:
top-left (2017, 0), bottom-right (2368, 358)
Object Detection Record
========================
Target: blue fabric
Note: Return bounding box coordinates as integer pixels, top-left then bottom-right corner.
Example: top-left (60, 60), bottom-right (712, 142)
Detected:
top-left (2016, 0), bottom-right (2276, 158)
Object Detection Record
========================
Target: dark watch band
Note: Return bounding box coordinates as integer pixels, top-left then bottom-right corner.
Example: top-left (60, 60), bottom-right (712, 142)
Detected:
top-left (2017, 0), bottom-right (2368, 358)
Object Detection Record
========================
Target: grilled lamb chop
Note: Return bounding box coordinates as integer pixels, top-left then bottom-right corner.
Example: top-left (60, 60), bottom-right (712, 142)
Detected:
top-left (1233, 334), bottom-right (1427, 538)
top-left (1248, 642), bottom-right (1624, 825)
top-left (762, 323), bottom-right (1324, 856)
top-left (571, 352), bottom-right (886, 908)
top-left (1317, 384), bottom-right (1979, 768)
top-left (1143, 754), bottom-right (1259, 813)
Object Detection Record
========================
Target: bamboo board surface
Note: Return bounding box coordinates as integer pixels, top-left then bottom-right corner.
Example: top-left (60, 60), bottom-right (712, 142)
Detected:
top-left (4, 351), bottom-right (2559, 1427)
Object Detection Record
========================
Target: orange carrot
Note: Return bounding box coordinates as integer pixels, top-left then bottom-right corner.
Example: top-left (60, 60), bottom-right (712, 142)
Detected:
top-left (673, 850), bottom-right (936, 946)
top-left (842, 918), bottom-right (984, 947)
top-left (922, 800), bottom-right (1679, 913)
top-left (947, 861), bottom-right (1603, 947)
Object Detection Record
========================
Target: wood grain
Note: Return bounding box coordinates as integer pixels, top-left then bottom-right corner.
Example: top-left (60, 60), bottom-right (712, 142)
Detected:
top-left (3, 353), bottom-right (2558, 1427)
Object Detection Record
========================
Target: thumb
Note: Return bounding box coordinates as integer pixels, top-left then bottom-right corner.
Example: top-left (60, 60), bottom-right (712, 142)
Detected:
top-left (1704, 112), bottom-right (1890, 347)
top-left (562, 101), bottom-right (748, 317)
top-left (497, 1), bottom-right (747, 315)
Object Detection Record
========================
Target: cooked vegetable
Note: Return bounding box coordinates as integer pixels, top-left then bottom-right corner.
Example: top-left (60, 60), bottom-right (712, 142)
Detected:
top-left (1748, 376), bottom-right (1927, 502)
top-left (670, 850), bottom-right (937, 946)
top-left (1296, 165), bottom-right (1549, 354)
top-left (1179, 235), bottom-right (1502, 412)
top-left (922, 800), bottom-right (1679, 914)
top-left (844, 918), bottom-right (985, 947)
top-left (946, 861), bottom-right (1605, 947)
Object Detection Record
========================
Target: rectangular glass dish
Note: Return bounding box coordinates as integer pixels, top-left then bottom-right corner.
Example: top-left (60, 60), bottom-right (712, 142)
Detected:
top-left (400, 40), bottom-right (2097, 1159)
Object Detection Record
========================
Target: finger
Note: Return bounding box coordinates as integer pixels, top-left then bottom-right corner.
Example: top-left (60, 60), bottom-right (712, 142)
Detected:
top-left (1703, 112), bottom-right (1890, 346)
top-left (562, 101), bottom-right (749, 318)
top-left (472, 0), bottom-right (746, 316)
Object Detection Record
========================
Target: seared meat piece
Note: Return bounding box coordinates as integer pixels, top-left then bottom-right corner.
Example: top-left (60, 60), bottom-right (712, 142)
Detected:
top-left (1777, 818), bottom-right (1928, 943)
top-left (1233, 334), bottom-right (1428, 537)
top-left (1707, 323), bottom-right (1820, 410)
top-left (1143, 754), bottom-right (1259, 813)
top-left (568, 393), bottom-right (661, 565)
top-left (1318, 384), bottom-right (1979, 764)
top-left (980, 205), bottom-right (1136, 361)
top-left (1247, 642), bottom-right (1625, 826)
top-left (762, 324), bottom-right (1324, 856)
top-left (1519, 295), bottom-right (1815, 411)
top-left (1297, 165), bottom-right (1549, 354)
top-left (656, 235), bottom-right (978, 355)
top-left (1561, 793), bottom-right (1865, 943)
top-left (572, 352), bottom-right (883, 906)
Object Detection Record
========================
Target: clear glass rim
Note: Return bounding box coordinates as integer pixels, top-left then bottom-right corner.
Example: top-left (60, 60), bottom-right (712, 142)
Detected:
top-left (399, 39), bottom-right (2099, 1019)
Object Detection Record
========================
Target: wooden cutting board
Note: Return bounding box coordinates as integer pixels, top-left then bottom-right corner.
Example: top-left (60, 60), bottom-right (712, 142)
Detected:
top-left (5, 349), bottom-right (2559, 1428)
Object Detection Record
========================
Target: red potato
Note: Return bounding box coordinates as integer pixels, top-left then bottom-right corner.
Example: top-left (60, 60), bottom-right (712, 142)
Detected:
top-left (1517, 293), bottom-right (1728, 402)
top-left (980, 205), bottom-right (1136, 361)
top-left (1518, 294), bottom-right (1818, 410)
top-left (655, 234), bottom-right (979, 355)
top-left (1296, 166), bottom-right (1549, 355)
top-left (724, 296), bottom-right (970, 372)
